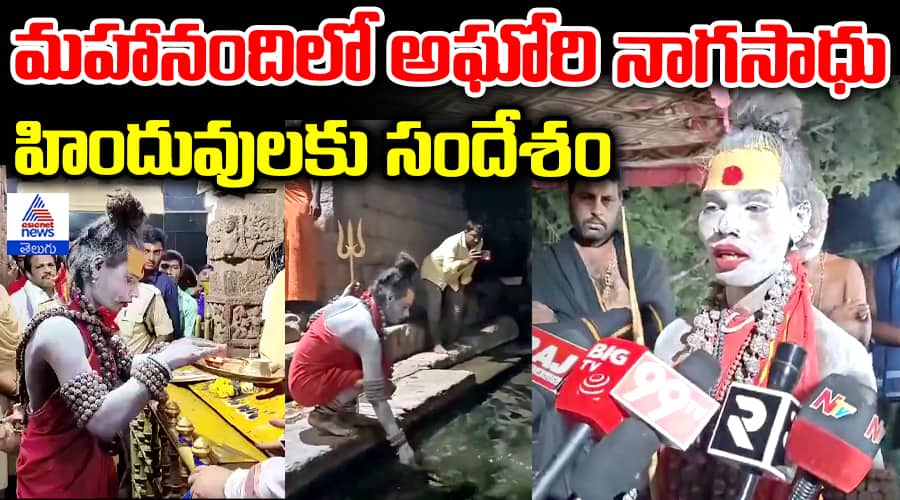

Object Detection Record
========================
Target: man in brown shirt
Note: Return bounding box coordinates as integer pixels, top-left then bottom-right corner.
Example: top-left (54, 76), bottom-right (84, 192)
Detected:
top-left (798, 183), bottom-right (871, 345)
top-left (115, 281), bottom-right (175, 355)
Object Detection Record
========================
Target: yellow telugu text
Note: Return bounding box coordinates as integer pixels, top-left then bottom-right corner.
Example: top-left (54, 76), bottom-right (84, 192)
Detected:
top-left (385, 109), bottom-right (613, 179)
top-left (14, 111), bottom-right (613, 187)
top-left (15, 120), bottom-right (369, 189)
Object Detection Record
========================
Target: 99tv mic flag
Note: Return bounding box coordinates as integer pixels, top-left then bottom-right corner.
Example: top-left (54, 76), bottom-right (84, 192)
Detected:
top-left (787, 373), bottom-right (885, 498)
top-left (707, 343), bottom-right (806, 489)
top-left (569, 350), bottom-right (722, 500)
top-left (609, 348), bottom-right (721, 451)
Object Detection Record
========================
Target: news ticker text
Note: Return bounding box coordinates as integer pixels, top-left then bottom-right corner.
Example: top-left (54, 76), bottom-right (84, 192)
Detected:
top-left (15, 109), bottom-right (613, 188)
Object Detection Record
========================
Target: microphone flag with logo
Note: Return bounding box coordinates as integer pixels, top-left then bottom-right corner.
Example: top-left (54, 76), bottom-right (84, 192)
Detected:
top-left (532, 325), bottom-right (588, 395)
top-left (707, 342), bottom-right (806, 486)
top-left (787, 373), bottom-right (885, 497)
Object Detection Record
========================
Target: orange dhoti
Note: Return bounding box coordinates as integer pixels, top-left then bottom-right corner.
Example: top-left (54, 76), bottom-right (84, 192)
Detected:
top-left (285, 180), bottom-right (319, 302)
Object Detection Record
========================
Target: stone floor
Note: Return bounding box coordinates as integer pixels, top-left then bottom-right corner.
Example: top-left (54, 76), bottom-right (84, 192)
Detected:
top-left (285, 316), bottom-right (520, 494)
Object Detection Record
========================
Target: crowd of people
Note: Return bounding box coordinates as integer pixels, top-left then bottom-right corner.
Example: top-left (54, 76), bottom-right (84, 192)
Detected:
top-left (0, 189), bottom-right (288, 499)
top-left (4, 225), bottom-right (214, 351)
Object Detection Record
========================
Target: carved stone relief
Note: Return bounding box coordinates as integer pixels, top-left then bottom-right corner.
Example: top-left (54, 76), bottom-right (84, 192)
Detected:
top-left (206, 189), bottom-right (283, 344)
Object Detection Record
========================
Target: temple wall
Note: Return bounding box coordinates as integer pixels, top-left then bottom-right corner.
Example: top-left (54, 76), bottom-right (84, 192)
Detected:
top-left (205, 183), bottom-right (284, 344)
top-left (314, 178), bottom-right (468, 300)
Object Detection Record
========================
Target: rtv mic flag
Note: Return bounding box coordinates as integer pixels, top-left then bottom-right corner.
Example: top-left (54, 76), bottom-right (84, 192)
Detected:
top-left (707, 343), bottom-right (806, 481)
top-left (787, 373), bottom-right (885, 497)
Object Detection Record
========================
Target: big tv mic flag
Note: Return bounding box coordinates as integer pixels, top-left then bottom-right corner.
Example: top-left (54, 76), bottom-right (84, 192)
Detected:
top-left (787, 373), bottom-right (885, 498)
top-left (532, 337), bottom-right (645, 500)
top-left (707, 342), bottom-right (806, 500)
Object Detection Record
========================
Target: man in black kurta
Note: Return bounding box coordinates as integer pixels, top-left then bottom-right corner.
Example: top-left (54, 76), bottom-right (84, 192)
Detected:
top-left (531, 176), bottom-right (677, 499)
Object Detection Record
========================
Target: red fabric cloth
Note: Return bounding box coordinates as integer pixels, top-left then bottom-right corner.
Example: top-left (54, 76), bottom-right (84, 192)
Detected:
top-left (16, 300), bottom-right (118, 498)
top-left (655, 253), bottom-right (820, 500)
top-left (6, 277), bottom-right (26, 295)
top-left (289, 296), bottom-right (392, 407)
top-left (55, 264), bottom-right (69, 304)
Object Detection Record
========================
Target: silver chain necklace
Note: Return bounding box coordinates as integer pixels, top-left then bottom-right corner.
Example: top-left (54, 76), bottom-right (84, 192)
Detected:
top-left (684, 261), bottom-right (796, 396)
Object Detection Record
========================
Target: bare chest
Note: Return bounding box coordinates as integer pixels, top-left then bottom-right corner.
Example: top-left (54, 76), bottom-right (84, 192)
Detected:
top-left (576, 244), bottom-right (630, 310)
top-left (806, 256), bottom-right (848, 313)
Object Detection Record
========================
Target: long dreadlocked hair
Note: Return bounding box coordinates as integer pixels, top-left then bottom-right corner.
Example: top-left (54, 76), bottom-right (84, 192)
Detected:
top-left (266, 241), bottom-right (284, 281)
top-left (16, 190), bottom-right (145, 423)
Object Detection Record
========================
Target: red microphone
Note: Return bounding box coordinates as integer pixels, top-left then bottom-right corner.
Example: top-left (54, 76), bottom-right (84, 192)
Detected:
top-left (787, 373), bottom-right (885, 498)
top-left (611, 348), bottom-right (721, 450)
top-left (532, 326), bottom-right (588, 395)
top-left (533, 338), bottom-right (645, 500)
top-left (533, 339), bottom-right (721, 500)
top-left (554, 337), bottom-right (645, 437)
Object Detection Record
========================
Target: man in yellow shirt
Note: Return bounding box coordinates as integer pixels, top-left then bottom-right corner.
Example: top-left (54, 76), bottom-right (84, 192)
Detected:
top-left (420, 222), bottom-right (485, 353)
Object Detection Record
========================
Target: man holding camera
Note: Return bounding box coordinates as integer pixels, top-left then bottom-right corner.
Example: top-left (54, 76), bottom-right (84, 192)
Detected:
top-left (420, 221), bottom-right (487, 354)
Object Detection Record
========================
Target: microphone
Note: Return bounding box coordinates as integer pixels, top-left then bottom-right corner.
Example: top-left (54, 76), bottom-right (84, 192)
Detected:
top-left (532, 325), bottom-right (588, 395)
top-left (707, 342), bottom-right (807, 500)
top-left (570, 419), bottom-right (660, 500)
top-left (568, 351), bottom-right (722, 500)
top-left (533, 337), bottom-right (644, 500)
top-left (787, 374), bottom-right (885, 498)
top-left (533, 341), bottom-right (720, 500)
top-left (609, 348), bottom-right (721, 450)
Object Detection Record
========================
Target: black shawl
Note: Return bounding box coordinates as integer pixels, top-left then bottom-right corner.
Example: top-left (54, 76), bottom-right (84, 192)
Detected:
top-left (531, 229), bottom-right (677, 499)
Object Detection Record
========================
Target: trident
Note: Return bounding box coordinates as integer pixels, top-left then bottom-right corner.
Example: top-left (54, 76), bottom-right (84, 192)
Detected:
top-left (337, 219), bottom-right (366, 283)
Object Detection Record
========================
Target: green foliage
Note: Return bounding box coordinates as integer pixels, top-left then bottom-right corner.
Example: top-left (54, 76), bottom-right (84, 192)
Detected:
top-left (532, 82), bottom-right (900, 315)
top-left (800, 80), bottom-right (900, 197)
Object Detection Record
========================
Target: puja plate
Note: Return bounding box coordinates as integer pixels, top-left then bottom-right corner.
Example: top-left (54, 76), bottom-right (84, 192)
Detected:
top-left (158, 385), bottom-right (268, 470)
top-left (171, 366), bottom-right (217, 384)
top-left (190, 379), bottom-right (285, 445)
top-left (193, 356), bottom-right (283, 384)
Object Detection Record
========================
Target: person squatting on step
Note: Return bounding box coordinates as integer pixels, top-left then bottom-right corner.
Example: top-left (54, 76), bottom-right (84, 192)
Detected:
top-left (12, 189), bottom-right (225, 498)
top-left (289, 252), bottom-right (418, 465)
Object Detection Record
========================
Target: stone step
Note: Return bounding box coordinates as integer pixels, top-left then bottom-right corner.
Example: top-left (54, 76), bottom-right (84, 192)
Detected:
top-left (284, 316), bottom-right (521, 495)
top-left (390, 315), bottom-right (519, 378)
top-left (285, 369), bottom-right (474, 492)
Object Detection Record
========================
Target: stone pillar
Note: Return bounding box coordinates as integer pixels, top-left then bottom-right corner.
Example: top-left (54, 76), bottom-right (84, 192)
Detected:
top-left (205, 183), bottom-right (284, 345)
top-left (0, 166), bottom-right (7, 289)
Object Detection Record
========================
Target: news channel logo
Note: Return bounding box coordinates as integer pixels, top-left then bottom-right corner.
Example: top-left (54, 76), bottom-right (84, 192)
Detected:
top-left (6, 193), bottom-right (69, 256)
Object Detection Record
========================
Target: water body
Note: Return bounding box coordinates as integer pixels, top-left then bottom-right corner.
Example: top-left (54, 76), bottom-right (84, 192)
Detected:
top-left (308, 368), bottom-right (532, 500)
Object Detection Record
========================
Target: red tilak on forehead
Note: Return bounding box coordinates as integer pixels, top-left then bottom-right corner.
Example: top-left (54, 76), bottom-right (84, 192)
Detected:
top-left (721, 165), bottom-right (744, 186)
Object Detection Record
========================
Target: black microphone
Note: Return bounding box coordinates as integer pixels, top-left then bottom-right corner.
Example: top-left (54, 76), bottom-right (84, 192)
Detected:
top-left (707, 342), bottom-right (807, 500)
top-left (566, 351), bottom-right (721, 500)
top-left (570, 419), bottom-right (659, 500)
